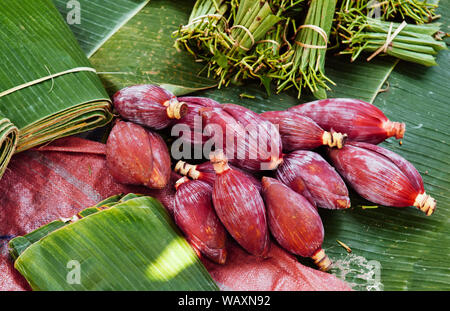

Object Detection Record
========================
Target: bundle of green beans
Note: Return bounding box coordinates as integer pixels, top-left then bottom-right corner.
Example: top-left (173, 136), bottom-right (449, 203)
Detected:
top-left (232, 2), bottom-right (305, 92)
top-left (173, 0), bottom-right (229, 60)
top-left (253, 22), bottom-right (293, 93)
top-left (336, 12), bottom-right (446, 66)
top-left (275, 0), bottom-right (336, 99)
top-left (338, 0), bottom-right (440, 25)
top-left (173, 0), bottom-right (307, 89)
top-left (210, 0), bottom-right (282, 87)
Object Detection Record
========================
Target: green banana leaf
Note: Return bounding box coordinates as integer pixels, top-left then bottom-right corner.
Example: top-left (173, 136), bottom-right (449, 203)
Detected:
top-left (53, 0), bottom-right (150, 57)
top-left (53, 0), bottom-right (449, 290)
top-left (9, 195), bottom-right (219, 291)
top-left (0, 0), bottom-right (114, 178)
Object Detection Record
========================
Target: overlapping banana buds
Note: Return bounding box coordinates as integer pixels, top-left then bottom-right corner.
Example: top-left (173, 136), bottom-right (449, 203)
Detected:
top-left (172, 96), bottom-right (221, 144)
top-left (289, 98), bottom-right (405, 144)
top-left (328, 141), bottom-right (436, 215)
top-left (261, 110), bottom-right (347, 151)
top-left (113, 84), bottom-right (188, 130)
top-left (174, 177), bottom-right (228, 264)
top-left (262, 177), bottom-right (332, 271)
top-left (106, 120), bottom-right (171, 189)
top-left (108, 80), bottom-right (438, 278)
top-left (276, 150), bottom-right (351, 210)
top-left (174, 160), bottom-right (262, 192)
top-left (200, 104), bottom-right (283, 171)
top-left (210, 151), bottom-right (270, 257)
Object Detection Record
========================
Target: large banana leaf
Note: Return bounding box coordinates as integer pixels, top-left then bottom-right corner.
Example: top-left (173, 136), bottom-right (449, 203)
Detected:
top-left (0, 0), bottom-right (113, 178)
top-left (57, 0), bottom-right (449, 290)
top-left (9, 195), bottom-right (219, 291)
top-left (53, 0), bottom-right (150, 57)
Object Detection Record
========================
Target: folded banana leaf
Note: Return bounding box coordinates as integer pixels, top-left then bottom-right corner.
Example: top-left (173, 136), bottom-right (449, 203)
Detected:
top-left (0, 0), bottom-right (113, 179)
top-left (9, 194), bottom-right (219, 291)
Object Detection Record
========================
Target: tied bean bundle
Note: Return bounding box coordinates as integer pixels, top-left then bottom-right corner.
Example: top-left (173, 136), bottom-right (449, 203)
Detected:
top-left (174, 0), bottom-right (314, 92)
top-left (338, 0), bottom-right (440, 25)
top-left (174, 0), bottom-right (284, 87)
top-left (275, 0), bottom-right (336, 99)
top-left (335, 7), bottom-right (447, 66)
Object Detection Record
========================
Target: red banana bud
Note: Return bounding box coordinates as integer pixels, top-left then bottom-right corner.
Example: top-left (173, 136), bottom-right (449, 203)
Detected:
top-left (262, 177), bottom-right (331, 271)
top-left (173, 97), bottom-right (221, 145)
top-left (174, 177), bottom-right (228, 264)
top-left (276, 150), bottom-right (350, 210)
top-left (222, 104), bottom-right (283, 171)
top-left (175, 160), bottom-right (216, 185)
top-left (113, 84), bottom-right (188, 130)
top-left (261, 110), bottom-right (347, 151)
top-left (200, 106), bottom-right (244, 156)
top-left (200, 106), bottom-right (282, 171)
top-left (174, 160), bottom-right (262, 192)
top-left (328, 141), bottom-right (436, 215)
top-left (289, 98), bottom-right (405, 144)
top-left (106, 120), bottom-right (171, 189)
top-left (210, 151), bottom-right (270, 257)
